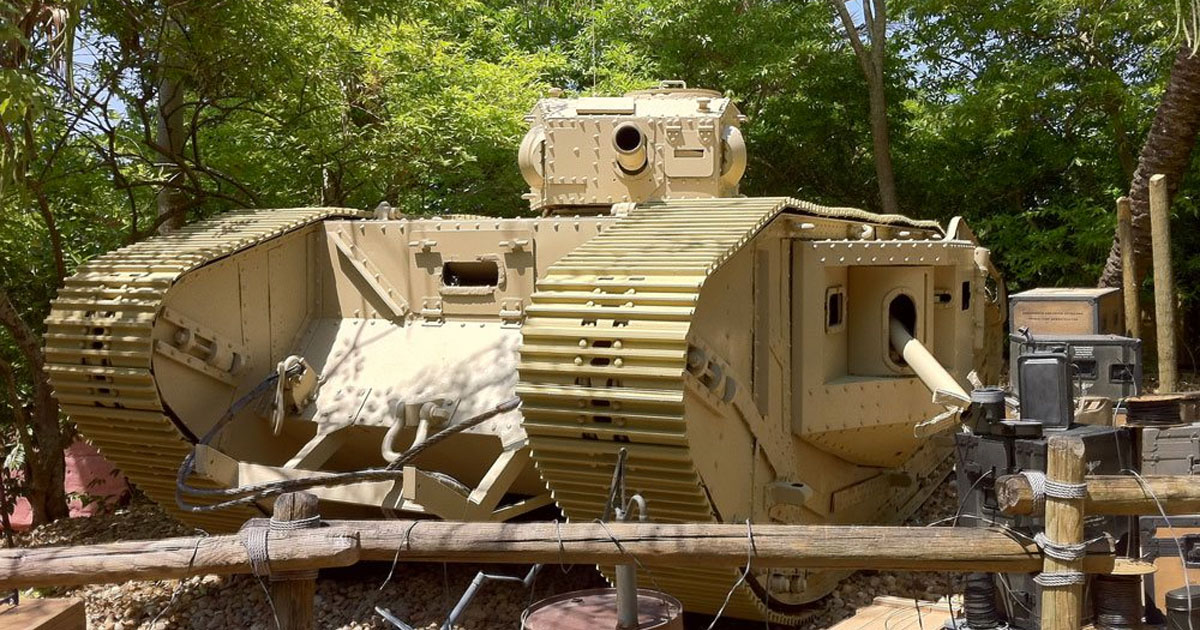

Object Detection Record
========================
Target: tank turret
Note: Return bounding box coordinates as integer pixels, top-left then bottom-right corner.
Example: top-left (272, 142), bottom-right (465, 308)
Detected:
top-left (518, 81), bottom-right (747, 213)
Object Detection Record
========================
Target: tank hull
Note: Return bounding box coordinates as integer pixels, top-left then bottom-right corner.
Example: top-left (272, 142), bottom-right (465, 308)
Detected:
top-left (44, 199), bottom-right (1004, 621)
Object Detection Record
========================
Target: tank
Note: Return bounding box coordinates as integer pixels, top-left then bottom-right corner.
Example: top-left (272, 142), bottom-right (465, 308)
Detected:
top-left (43, 81), bottom-right (1006, 622)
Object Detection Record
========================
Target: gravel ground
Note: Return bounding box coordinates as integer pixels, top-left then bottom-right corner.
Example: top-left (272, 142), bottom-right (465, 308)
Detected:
top-left (15, 472), bottom-right (963, 630)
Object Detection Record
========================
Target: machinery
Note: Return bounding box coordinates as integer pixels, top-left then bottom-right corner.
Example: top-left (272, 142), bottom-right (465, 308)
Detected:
top-left (951, 318), bottom-right (1200, 630)
top-left (43, 82), bottom-right (1006, 621)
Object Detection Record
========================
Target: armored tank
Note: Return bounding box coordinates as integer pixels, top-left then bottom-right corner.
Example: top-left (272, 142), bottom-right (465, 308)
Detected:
top-left (44, 82), bottom-right (1006, 621)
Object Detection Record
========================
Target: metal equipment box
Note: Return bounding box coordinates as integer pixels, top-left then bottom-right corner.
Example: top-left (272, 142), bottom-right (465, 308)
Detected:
top-left (1140, 516), bottom-right (1200, 615)
top-left (1141, 423), bottom-right (1200, 475)
top-left (1010, 334), bottom-right (1141, 400)
top-left (954, 425), bottom-right (1135, 630)
top-left (1010, 287), bottom-right (1123, 335)
top-left (1139, 423), bottom-right (1200, 618)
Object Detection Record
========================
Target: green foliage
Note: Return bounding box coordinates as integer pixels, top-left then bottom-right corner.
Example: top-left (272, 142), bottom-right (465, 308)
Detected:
top-left (891, 0), bottom-right (1179, 294)
top-left (1, 0), bottom-right (1199, 415)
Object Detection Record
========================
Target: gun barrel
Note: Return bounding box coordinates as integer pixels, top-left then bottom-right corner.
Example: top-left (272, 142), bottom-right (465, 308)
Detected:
top-left (613, 123), bottom-right (648, 174)
top-left (889, 317), bottom-right (970, 406)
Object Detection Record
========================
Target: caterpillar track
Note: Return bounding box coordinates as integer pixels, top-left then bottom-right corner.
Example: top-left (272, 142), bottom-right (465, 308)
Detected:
top-left (44, 208), bottom-right (362, 533)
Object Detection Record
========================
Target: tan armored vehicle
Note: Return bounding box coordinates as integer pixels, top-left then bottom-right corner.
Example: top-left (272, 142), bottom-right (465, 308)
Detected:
top-left (45, 82), bottom-right (1005, 621)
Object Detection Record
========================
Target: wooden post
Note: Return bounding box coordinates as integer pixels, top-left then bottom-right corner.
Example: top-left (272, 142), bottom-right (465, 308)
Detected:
top-left (1117, 196), bottom-right (1139, 339)
top-left (1040, 435), bottom-right (1087, 630)
top-left (1149, 174), bottom-right (1177, 392)
top-left (270, 492), bottom-right (319, 630)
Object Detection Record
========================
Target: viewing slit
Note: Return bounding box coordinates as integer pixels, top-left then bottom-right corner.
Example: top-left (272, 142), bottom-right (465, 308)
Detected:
top-left (442, 260), bottom-right (500, 287)
top-left (888, 293), bottom-right (918, 367)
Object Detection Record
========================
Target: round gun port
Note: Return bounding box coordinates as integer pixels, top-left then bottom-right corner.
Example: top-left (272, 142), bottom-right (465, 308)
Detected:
top-left (888, 297), bottom-right (970, 405)
top-left (613, 123), bottom-right (648, 174)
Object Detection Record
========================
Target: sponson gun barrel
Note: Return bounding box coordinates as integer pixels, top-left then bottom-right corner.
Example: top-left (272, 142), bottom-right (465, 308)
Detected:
top-left (889, 315), bottom-right (971, 406)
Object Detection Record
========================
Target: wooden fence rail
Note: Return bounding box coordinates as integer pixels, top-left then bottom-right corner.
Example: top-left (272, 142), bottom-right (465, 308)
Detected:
top-left (996, 473), bottom-right (1200, 516)
top-left (0, 517), bottom-right (1150, 592)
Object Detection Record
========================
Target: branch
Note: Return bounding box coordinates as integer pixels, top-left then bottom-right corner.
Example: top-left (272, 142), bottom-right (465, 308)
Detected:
top-left (129, 195), bottom-right (203, 241)
top-left (0, 290), bottom-right (44, 378)
top-left (827, 0), bottom-right (873, 78)
top-left (0, 358), bottom-right (34, 461)
top-left (870, 0), bottom-right (887, 72)
top-left (20, 110), bottom-right (66, 282)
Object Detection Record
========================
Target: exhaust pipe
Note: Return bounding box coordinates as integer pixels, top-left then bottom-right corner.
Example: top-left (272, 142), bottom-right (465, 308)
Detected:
top-left (613, 123), bottom-right (647, 174)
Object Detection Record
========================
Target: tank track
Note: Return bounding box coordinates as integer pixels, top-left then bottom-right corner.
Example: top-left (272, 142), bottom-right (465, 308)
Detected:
top-left (44, 207), bottom-right (361, 533)
top-left (518, 197), bottom-right (945, 622)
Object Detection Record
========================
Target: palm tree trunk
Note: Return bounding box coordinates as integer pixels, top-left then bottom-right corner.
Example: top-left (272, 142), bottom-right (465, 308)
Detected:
top-left (1099, 47), bottom-right (1200, 288)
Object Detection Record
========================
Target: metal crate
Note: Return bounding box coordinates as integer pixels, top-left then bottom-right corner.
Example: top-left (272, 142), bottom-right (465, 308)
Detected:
top-left (1009, 334), bottom-right (1141, 400)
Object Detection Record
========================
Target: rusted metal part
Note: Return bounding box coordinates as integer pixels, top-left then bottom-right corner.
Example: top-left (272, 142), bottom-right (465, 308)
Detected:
top-left (522, 588), bottom-right (684, 630)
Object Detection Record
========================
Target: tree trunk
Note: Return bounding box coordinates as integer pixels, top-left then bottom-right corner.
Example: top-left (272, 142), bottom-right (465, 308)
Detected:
top-left (1099, 47), bottom-right (1200, 288)
top-left (866, 67), bottom-right (899, 215)
top-left (155, 7), bottom-right (186, 235)
top-left (0, 291), bottom-right (68, 524)
top-left (827, 0), bottom-right (900, 215)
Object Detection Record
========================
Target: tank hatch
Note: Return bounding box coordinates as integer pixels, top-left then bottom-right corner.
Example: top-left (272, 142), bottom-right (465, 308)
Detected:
top-left (519, 81), bottom-right (747, 213)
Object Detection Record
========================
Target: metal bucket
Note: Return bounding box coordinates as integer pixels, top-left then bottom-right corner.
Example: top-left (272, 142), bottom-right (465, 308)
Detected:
top-left (521, 587), bottom-right (684, 629)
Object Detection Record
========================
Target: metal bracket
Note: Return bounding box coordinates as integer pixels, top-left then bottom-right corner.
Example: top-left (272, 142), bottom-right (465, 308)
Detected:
top-left (498, 238), bottom-right (529, 252)
top-left (328, 229), bottom-right (410, 320)
top-left (158, 307), bottom-right (250, 380)
top-left (408, 238), bottom-right (437, 251)
top-left (420, 297), bottom-right (444, 326)
top-left (499, 299), bottom-right (524, 328)
top-left (398, 454), bottom-right (551, 521)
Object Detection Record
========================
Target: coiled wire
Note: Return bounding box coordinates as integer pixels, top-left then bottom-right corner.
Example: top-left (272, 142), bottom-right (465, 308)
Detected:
top-left (174, 366), bottom-right (519, 512)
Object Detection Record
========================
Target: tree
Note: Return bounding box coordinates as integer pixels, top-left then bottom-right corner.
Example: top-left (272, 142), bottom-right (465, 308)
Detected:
top-left (0, 0), bottom-right (77, 525)
top-left (828, 0), bottom-right (900, 214)
top-left (894, 0), bottom-right (1171, 291)
top-left (154, 1), bottom-right (187, 234)
top-left (1098, 47), bottom-right (1200, 289)
top-left (0, 292), bottom-right (67, 524)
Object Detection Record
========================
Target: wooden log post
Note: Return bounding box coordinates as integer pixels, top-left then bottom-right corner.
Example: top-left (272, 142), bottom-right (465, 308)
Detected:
top-left (1040, 435), bottom-right (1087, 630)
top-left (996, 473), bottom-right (1200, 516)
top-left (269, 492), bottom-right (320, 630)
top-left (1117, 196), bottom-right (1140, 339)
top-left (1149, 174), bottom-right (1178, 392)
